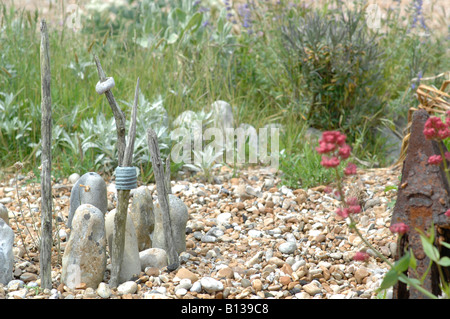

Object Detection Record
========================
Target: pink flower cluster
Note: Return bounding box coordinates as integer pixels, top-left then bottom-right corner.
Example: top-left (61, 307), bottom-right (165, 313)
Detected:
top-left (423, 115), bottom-right (450, 140)
top-left (389, 222), bottom-right (409, 235)
top-left (335, 197), bottom-right (361, 218)
top-left (316, 131), bottom-right (356, 174)
top-left (423, 114), bottom-right (450, 166)
top-left (353, 251), bottom-right (370, 262)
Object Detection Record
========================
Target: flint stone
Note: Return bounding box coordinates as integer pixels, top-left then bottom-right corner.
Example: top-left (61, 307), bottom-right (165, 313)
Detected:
top-left (68, 173), bottom-right (80, 184)
top-left (0, 203), bottom-right (8, 226)
top-left (0, 219), bottom-right (14, 285)
top-left (96, 282), bottom-right (112, 298)
top-left (279, 241), bottom-right (297, 254)
top-left (152, 194), bottom-right (188, 254)
top-left (130, 186), bottom-right (154, 251)
top-left (61, 204), bottom-right (107, 289)
top-left (68, 172), bottom-right (107, 228)
top-left (105, 209), bottom-right (141, 283)
top-left (139, 248), bottom-right (168, 270)
top-left (200, 277), bottom-right (224, 293)
top-left (117, 281), bottom-right (138, 295)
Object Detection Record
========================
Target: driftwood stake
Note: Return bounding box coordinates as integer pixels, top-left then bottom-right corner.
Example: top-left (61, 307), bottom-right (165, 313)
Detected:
top-left (94, 55), bottom-right (139, 287)
top-left (147, 129), bottom-right (179, 270)
top-left (39, 19), bottom-right (53, 290)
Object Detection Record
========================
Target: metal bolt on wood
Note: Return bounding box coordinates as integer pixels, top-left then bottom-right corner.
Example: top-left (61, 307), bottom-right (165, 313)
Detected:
top-left (94, 55), bottom-right (139, 287)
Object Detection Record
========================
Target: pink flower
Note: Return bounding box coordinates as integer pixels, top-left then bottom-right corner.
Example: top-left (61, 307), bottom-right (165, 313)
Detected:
top-left (445, 152), bottom-right (450, 161)
top-left (424, 117), bottom-right (447, 140)
top-left (322, 131), bottom-right (346, 145)
top-left (445, 209), bottom-right (450, 218)
top-left (428, 155), bottom-right (442, 165)
top-left (438, 128), bottom-right (450, 140)
top-left (346, 197), bottom-right (359, 206)
top-left (321, 155), bottom-right (340, 168)
top-left (316, 141), bottom-right (336, 154)
top-left (336, 208), bottom-right (349, 218)
top-left (344, 162), bottom-right (357, 175)
top-left (338, 144), bottom-right (351, 159)
top-left (348, 205), bottom-right (361, 214)
top-left (423, 128), bottom-right (436, 139)
top-left (353, 251), bottom-right (370, 262)
top-left (389, 222), bottom-right (409, 235)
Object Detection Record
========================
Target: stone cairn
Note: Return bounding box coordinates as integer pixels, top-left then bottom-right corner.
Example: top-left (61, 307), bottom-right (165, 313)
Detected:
top-left (61, 59), bottom-right (189, 291)
top-left (62, 169), bottom-right (189, 290)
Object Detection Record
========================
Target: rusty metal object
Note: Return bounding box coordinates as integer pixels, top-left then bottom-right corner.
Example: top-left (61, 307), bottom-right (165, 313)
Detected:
top-left (391, 109), bottom-right (450, 298)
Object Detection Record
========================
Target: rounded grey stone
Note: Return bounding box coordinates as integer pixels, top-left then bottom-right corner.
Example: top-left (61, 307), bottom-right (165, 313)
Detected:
top-left (61, 204), bottom-right (107, 289)
top-left (279, 241), bottom-right (297, 254)
top-left (68, 172), bottom-right (107, 228)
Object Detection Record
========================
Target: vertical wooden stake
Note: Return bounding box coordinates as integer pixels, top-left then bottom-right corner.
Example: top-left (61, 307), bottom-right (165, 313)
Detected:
top-left (94, 54), bottom-right (140, 287)
top-left (40, 19), bottom-right (53, 290)
top-left (147, 129), bottom-right (179, 270)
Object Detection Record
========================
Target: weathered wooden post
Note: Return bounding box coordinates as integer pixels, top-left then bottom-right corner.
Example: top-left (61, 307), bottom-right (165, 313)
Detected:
top-left (94, 55), bottom-right (139, 287)
top-left (39, 19), bottom-right (53, 290)
top-left (147, 129), bottom-right (179, 270)
top-left (391, 109), bottom-right (450, 298)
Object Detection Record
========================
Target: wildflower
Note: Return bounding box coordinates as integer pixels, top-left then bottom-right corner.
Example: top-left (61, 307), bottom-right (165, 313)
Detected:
top-left (438, 127), bottom-right (450, 140)
top-left (316, 140), bottom-right (336, 154)
top-left (348, 205), bottom-right (361, 214)
top-left (428, 155), bottom-right (442, 165)
top-left (338, 144), bottom-right (351, 159)
top-left (423, 117), bottom-right (447, 140)
top-left (445, 209), bottom-right (450, 217)
top-left (321, 131), bottom-right (346, 146)
top-left (346, 197), bottom-right (359, 206)
top-left (344, 162), bottom-right (357, 175)
top-left (445, 152), bottom-right (450, 161)
top-left (336, 208), bottom-right (349, 218)
top-left (390, 222), bottom-right (410, 235)
top-left (353, 251), bottom-right (370, 262)
top-left (321, 156), bottom-right (340, 168)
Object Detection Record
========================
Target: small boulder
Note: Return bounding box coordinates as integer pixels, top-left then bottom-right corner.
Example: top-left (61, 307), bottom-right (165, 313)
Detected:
top-left (68, 172), bottom-right (107, 228)
top-left (61, 204), bottom-right (107, 289)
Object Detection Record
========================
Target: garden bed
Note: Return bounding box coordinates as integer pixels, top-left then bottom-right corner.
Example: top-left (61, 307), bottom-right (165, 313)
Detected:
top-left (0, 165), bottom-right (401, 299)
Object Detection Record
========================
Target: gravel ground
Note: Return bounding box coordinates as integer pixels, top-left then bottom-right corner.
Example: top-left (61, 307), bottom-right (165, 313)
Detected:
top-left (0, 164), bottom-right (402, 299)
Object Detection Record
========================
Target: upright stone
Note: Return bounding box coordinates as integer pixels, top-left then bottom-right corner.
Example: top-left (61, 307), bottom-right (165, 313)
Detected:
top-left (152, 194), bottom-right (189, 254)
top-left (105, 209), bottom-right (141, 283)
top-left (130, 186), bottom-right (154, 251)
top-left (0, 219), bottom-right (14, 285)
top-left (68, 172), bottom-right (107, 228)
top-left (61, 204), bottom-right (107, 289)
top-left (0, 203), bottom-right (8, 226)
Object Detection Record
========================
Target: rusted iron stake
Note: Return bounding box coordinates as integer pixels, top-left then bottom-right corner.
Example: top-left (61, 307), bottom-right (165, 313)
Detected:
top-left (392, 109), bottom-right (450, 298)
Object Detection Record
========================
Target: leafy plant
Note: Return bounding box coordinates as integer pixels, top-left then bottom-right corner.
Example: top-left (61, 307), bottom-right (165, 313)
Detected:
top-left (280, 3), bottom-right (386, 154)
top-left (184, 144), bottom-right (223, 183)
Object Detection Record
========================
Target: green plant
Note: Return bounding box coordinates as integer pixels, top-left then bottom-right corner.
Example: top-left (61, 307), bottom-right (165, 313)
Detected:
top-left (279, 3), bottom-right (386, 157)
top-left (184, 144), bottom-right (223, 183)
top-left (279, 143), bottom-right (337, 189)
